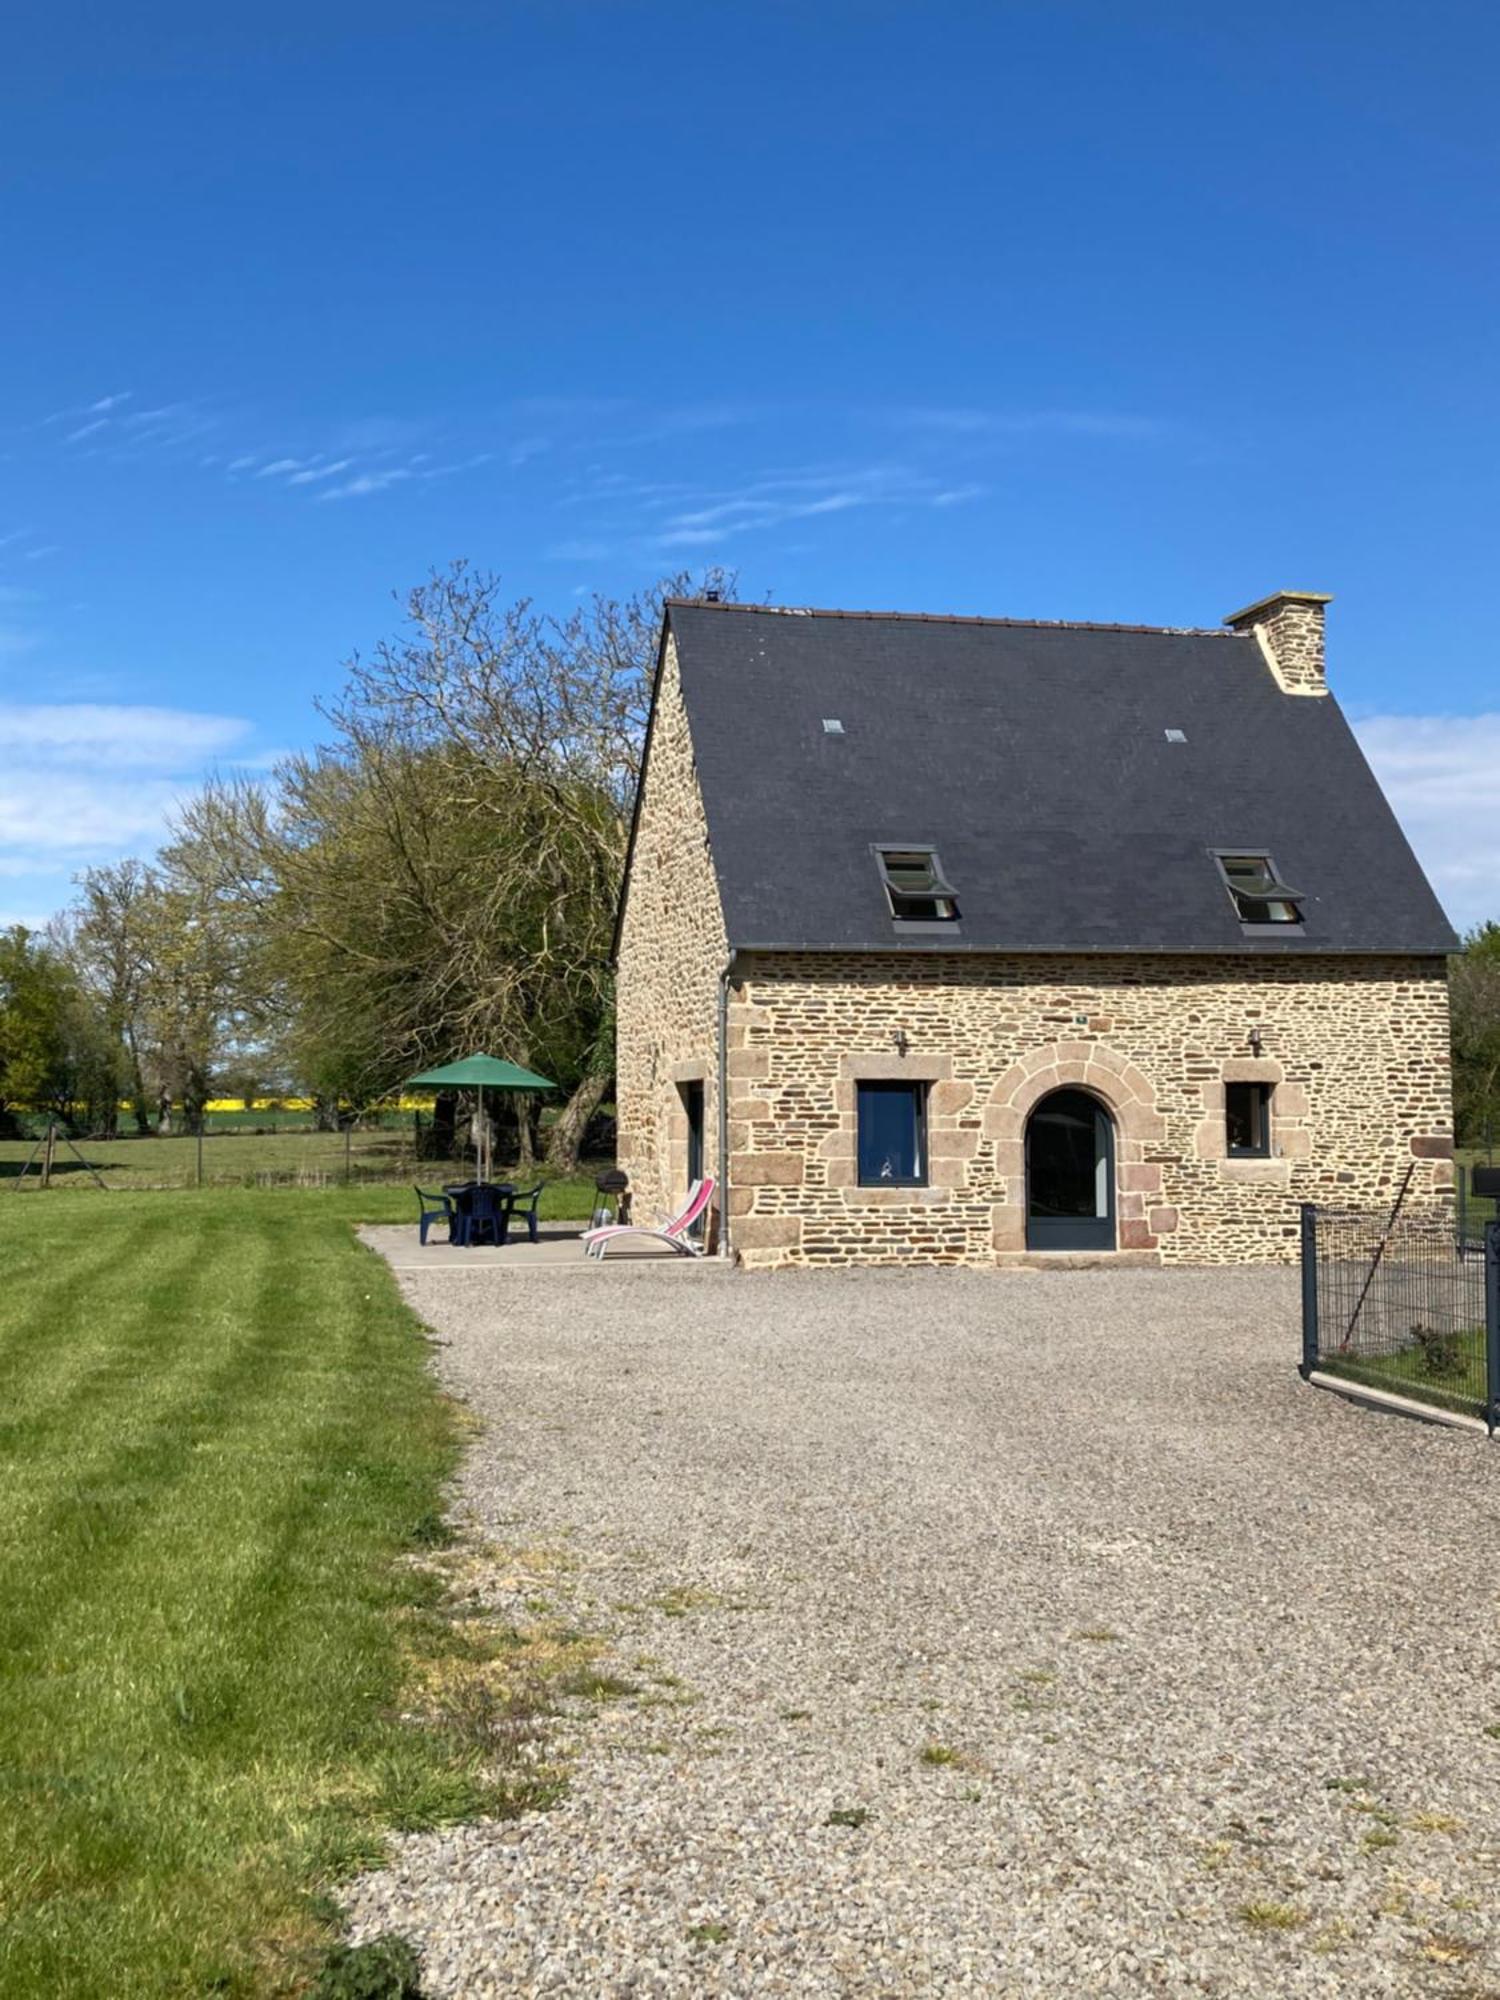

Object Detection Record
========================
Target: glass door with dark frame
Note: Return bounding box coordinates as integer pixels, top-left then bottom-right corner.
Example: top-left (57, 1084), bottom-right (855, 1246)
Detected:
top-left (680, 1080), bottom-right (706, 1237)
top-left (1025, 1088), bottom-right (1115, 1251)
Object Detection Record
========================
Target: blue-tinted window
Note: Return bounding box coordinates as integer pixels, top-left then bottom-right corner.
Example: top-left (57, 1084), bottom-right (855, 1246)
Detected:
top-left (856, 1081), bottom-right (927, 1187)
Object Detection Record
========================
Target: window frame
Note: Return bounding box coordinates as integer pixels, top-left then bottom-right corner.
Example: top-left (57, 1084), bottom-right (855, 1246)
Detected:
top-left (1211, 849), bottom-right (1305, 934)
top-left (1225, 1080), bottom-right (1274, 1159)
top-left (855, 1079), bottom-right (930, 1188)
top-left (873, 844), bottom-right (961, 930)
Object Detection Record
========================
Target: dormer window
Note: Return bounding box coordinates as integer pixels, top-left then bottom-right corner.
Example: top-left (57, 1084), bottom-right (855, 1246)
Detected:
top-left (877, 847), bottom-right (959, 924)
top-left (1216, 853), bottom-right (1304, 927)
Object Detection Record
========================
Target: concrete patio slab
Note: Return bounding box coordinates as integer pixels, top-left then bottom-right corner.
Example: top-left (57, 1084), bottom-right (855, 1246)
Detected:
top-left (358, 1221), bottom-right (731, 1274)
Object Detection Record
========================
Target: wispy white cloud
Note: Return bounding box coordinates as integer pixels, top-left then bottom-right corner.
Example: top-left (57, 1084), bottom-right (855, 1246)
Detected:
top-left (1355, 713), bottom-right (1500, 931)
top-left (0, 702), bottom-right (252, 768)
top-left (120, 403), bottom-right (187, 428)
top-left (889, 405), bottom-right (1165, 441)
top-left (0, 700), bottom-right (268, 924)
top-left (316, 467), bottom-right (414, 501)
top-left (23, 545), bottom-right (59, 563)
top-left (643, 463), bottom-right (986, 552)
top-left (256, 458), bottom-right (305, 478)
top-left (40, 390), bottom-right (133, 427)
top-left (0, 700), bottom-right (264, 923)
top-left (64, 418), bottom-right (110, 444)
top-left (653, 528), bottom-right (723, 549)
top-left (286, 458), bottom-right (354, 485)
top-left (0, 773), bottom-right (195, 855)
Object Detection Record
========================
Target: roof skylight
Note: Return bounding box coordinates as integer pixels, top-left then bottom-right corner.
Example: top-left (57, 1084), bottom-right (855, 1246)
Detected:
top-left (877, 848), bottom-right (960, 925)
top-left (1216, 853), bottom-right (1303, 927)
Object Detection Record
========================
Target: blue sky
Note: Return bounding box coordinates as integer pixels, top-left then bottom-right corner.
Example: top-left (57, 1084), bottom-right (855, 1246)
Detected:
top-left (3, 0), bottom-right (1497, 930)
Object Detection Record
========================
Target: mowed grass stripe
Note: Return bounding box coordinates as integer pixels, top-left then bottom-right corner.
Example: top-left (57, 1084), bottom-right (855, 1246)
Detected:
top-left (0, 1216), bottom-right (225, 1479)
top-left (0, 1192), bottom-right (468, 1999)
top-left (0, 1223), bottom-right (309, 1661)
top-left (0, 1217), bottom-right (181, 1412)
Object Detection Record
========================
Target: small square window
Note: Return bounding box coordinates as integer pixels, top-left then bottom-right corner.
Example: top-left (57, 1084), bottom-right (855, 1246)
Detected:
top-left (876, 847), bottom-right (959, 924)
top-left (1226, 1081), bottom-right (1273, 1158)
top-left (857, 1081), bottom-right (928, 1186)
top-left (1215, 853), bottom-right (1303, 927)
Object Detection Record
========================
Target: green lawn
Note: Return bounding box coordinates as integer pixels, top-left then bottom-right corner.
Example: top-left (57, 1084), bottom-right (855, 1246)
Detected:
top-left (0, 1185), bottom-right (594, 1997)
top-left (1321, 1327), bottom-right (1489, 1419)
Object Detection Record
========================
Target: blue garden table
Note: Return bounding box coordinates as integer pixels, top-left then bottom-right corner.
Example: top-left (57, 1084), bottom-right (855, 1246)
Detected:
top-left (443, 1181), bottom-right (516, 1247)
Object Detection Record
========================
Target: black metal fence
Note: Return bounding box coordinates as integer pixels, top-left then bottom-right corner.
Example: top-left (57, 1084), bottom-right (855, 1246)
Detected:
top-left (1457, 1162), bottom-right (1500, 1255)
top-left (1300, 1203), bottom-right (1500, 1432)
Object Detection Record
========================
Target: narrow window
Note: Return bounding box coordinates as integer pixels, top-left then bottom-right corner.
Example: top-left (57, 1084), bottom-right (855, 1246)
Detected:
top-left (1216, 853), bottom-right (1303, 926)
top-left (877, 848), bottom-right (959, 923)
top-left (856, 1081), bottom-right (928, 1186)
top-left (1225, 1081), bottom-right (1273, 1158)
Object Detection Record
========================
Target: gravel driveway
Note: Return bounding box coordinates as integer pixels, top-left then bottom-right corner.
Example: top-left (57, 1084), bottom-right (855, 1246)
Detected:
top-left (347, 1264), bottom-right (1500, 1997)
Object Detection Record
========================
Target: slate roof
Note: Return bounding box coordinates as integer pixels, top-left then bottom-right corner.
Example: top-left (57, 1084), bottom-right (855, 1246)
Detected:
top-left (647, 600), bottom-right (1457, 957)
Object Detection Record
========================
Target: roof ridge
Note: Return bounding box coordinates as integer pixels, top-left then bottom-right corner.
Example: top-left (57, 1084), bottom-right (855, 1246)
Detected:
top-left (664, 598), bottom-right (1239, 639)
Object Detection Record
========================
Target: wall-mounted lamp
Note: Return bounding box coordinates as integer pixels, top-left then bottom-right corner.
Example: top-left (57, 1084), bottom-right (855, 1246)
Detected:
top-left (1248, 1026), bottom-right (1264, 1058)
top-left (893, 1027), bottom-right (910, 1057)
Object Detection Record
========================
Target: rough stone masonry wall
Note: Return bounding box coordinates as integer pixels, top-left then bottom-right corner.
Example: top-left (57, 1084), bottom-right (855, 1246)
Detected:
top-left (615, 634), bottom-right (728, 1228)
top-left (1256, 600), bottom-right (1328, 695)
top-left (726, 953), bottom-right (1453, 1269)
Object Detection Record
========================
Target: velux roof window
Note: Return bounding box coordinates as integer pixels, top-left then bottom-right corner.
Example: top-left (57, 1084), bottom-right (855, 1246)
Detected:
top-left (1216, 853), bottom-right (1304, 927)
top-left (877, 847), bottom-right (960, 925)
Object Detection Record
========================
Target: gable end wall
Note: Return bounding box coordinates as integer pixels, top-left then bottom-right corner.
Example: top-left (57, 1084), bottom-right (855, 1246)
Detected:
top-left (615, 632), bottom-right (728, 1225)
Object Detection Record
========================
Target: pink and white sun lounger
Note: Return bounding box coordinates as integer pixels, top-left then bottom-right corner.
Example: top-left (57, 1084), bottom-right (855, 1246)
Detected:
top-left (582, 1177), bottom-right (715, 1259)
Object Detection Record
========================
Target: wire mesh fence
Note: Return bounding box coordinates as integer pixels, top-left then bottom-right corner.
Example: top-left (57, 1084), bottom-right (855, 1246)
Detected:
top-left (1300, 1203), bottom-right (1499, 1429)
top-left (0, 1116), bottom-right (480, 1192)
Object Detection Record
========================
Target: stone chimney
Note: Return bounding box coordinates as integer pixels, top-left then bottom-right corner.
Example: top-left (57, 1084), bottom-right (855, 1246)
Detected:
top-left (1223, 589), bottom-right (1333, 695)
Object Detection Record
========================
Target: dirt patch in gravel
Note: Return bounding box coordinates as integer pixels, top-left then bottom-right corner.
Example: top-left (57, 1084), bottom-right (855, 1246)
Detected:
top-left (345, 1264), bottom-right (1500, 1997)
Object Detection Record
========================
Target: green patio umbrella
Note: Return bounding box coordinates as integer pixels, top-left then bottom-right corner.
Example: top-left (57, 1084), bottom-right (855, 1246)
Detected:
top-left (404, 1053), bottom-right (555, 1184)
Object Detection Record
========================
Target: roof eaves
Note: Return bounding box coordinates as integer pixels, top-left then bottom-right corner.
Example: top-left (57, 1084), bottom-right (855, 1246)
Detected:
top-left (723, 939), bottom-right (1460, 958)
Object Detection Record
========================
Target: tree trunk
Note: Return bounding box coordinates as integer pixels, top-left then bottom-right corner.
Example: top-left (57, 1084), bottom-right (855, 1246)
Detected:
top-left (515, 1096), bottom-right (538, 1174)
top-left (544, 1071), bottom-right (612, 1176)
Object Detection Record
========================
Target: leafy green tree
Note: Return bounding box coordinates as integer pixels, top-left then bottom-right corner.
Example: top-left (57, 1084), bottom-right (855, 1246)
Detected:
top-left (59, 857), bottom-right (248, 1135)
top-left (55, 859), bottom-right (157, 1133)
top-left (0, 927), bottom-right (113, 1131)
top-left (175, 563), bottom-right (731, 1171)
top-left (1452, 921), bottom-right (1500, 1147)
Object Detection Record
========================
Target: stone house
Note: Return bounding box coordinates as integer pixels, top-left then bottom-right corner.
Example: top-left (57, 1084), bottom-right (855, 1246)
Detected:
top-left (614, 591), bottom-right (1457, 1269)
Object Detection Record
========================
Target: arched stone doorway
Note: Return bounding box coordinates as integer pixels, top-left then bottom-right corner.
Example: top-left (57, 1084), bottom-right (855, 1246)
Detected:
top-left (1025, 1087), bottom-right (1116, 1251)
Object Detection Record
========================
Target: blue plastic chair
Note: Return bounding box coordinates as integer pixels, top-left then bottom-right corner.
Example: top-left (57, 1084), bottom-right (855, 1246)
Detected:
top-left (463, 1183), bottom-right (507, 1247)
top-left (415, 1186), bottom-right (460, 1246)
top-left (505, 1184), bottom-right (545, 1244)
